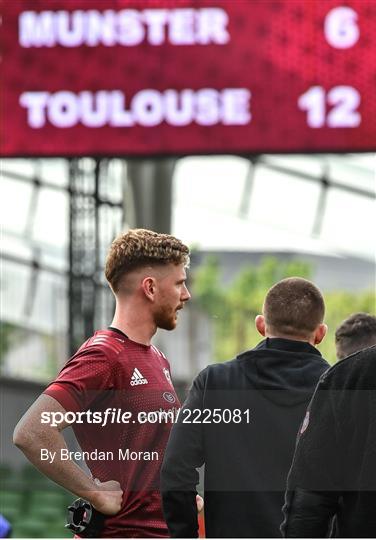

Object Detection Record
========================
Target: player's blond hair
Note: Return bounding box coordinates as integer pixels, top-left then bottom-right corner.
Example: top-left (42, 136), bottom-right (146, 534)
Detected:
top-left (105, 229), bottom-right (190, 292)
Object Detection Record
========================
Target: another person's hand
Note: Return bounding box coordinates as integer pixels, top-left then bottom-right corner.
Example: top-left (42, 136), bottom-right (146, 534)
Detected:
top-left (91, 479), bottom-right (123, 515)
top-left (196, 494), bottom-right (204, 513)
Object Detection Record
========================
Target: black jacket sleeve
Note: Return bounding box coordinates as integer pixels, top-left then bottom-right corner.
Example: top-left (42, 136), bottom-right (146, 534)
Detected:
top-left (282, 489), bottom-right (338, 538)
top-left (281, 372), bottom-right (340, 537)
top-left (161, 369), bottom-right (207, 538)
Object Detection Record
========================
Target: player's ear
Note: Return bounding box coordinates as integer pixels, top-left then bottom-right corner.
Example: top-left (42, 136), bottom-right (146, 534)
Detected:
top-left (255, 315), bottom-right (266, 336)
top-left (141, 276), bottom-right (156, 301)
top-left (314, 323), bottom-right (327, 345)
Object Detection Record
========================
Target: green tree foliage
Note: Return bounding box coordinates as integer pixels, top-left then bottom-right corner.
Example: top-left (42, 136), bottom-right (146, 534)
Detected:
top-left (0, 322), bottom-right (18, 369)
top-left (0, 322), bottom-right (61, 380)
top-left (193, 256), bottom-right (375, 365)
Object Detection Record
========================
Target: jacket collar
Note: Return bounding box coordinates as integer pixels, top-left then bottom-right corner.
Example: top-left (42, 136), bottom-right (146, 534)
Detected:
top-left (254, 337), bottom-right (321, 356)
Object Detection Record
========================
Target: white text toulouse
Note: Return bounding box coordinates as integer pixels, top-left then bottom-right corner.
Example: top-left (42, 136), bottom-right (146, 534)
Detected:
top-left (20, 88), bottom-right (251, 128)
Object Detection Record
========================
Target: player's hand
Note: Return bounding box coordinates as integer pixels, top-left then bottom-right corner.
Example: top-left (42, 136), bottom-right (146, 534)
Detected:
top-left (196, 494), bottom-right (204, 513)
top-left (91, 479), bottom-right (123, 515)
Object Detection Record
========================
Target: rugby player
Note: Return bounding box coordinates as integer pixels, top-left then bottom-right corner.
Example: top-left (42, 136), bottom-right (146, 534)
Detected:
top-left (13, 229), bottom-right (191, 537)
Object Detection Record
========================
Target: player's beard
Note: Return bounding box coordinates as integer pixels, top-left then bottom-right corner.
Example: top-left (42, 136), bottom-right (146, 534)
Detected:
top-left (154, 304), bottom-right (181, 331)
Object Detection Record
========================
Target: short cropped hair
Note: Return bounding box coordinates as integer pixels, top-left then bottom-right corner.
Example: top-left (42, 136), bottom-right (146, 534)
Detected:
top-left (105, 229), bottom-right (189, 292)
top-left (263, 277), bottom-right (325, 338)
top-left (335, 312), bottom-right (376, 360)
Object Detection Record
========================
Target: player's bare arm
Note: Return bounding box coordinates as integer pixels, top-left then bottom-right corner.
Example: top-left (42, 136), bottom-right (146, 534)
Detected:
top-left (13, 394), bottom-right (123, 515)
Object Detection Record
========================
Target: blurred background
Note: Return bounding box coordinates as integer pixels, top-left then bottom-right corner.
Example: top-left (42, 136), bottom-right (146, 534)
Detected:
top-left (1, 0), bottom-right (375, 537)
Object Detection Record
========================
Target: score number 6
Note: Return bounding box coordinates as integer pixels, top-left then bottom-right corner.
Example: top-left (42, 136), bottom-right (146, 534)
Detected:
top-left (298, 86), bottom-right (361, 128)
top-left (324, 6), bottom-right (359, 49)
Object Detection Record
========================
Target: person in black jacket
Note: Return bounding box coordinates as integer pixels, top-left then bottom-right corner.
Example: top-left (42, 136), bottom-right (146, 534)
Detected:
top-left (281, 344), bottom-right (376, 538)
top-left (161, 277), bottom-right (329, 538)
top-left (335, 312), bottom-right (376, 360)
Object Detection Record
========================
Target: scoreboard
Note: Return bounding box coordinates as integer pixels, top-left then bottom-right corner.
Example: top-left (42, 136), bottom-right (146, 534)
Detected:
top-left (1, 0), bottom-right (375, 156)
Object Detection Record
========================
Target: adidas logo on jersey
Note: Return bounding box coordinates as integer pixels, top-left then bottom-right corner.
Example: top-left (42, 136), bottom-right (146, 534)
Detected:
top-left (130, 368), bottom-right (148, 386)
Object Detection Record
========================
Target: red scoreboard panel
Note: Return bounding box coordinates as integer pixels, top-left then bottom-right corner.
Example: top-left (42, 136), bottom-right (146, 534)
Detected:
top-left (1, 0), bottom-right (375, 157)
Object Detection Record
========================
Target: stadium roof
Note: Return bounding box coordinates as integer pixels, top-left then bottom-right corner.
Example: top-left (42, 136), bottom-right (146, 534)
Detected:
top-left (173, 153), bottom-right (375, 261)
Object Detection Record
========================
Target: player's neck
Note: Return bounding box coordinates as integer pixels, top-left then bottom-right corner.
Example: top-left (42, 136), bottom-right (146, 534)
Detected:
top-left (110, 303), bottom-right (156, 346)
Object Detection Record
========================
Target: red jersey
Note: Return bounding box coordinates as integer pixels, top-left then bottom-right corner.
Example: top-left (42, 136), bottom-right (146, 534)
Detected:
top-left (44, 329), bottom-right (180, 538)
